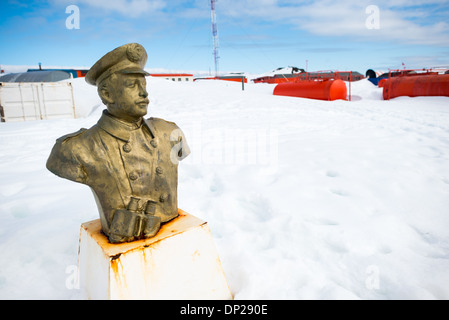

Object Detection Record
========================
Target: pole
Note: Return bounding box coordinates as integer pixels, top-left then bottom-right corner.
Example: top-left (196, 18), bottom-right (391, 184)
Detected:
top-left (349, 71), bottom-right (351, 101)
top-left (211, 0), bottom-right (219, 77)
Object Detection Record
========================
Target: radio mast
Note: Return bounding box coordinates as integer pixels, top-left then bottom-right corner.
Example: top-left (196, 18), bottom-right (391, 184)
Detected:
top-left (210, 0), bottom-right (219, 77)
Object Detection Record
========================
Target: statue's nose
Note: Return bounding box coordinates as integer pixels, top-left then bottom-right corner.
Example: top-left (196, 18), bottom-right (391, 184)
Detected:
top-left (138, 83), bottom-right (148, 98)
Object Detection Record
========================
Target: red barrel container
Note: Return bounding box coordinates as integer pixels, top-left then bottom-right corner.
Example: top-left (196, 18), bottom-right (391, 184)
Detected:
top-left (273, 79), bottom-right (347, 101)
top-left (378, 78), bottom-right (387, 88)
top-left (383, 74), bottom-right (449, 100)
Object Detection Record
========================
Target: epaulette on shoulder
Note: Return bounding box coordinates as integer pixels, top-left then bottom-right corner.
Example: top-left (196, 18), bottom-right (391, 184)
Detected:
top-left (147, 117), bottom-right (179, 135)
top-left (56, 128), bottom-right (88, 143)
top-left (149, 117), bottom-right (177, 127)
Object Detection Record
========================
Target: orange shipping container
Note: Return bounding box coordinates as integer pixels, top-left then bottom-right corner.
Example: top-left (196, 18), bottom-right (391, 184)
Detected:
top-left (273, 79), bottom-right (347, 101)
top-left (383, 74), bottom-right (449, 100)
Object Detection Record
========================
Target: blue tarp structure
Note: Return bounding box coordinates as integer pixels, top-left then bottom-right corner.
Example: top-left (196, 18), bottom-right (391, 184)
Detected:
top-left (0, 70), bottom-right (71, 82)
top-left (368, 78), bottom-right (381, 86)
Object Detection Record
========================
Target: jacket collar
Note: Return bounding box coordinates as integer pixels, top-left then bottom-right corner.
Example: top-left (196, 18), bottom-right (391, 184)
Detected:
top-left (97, 110), bottom-right (154, 141)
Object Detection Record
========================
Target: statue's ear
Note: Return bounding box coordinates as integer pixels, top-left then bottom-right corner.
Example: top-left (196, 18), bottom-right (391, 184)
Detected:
top-left (99, 87), bottom-right (114, 105)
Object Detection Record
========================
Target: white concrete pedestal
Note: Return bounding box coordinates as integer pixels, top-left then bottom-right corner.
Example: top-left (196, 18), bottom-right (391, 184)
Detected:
top-left (78, 209), bottom-right (233, 300)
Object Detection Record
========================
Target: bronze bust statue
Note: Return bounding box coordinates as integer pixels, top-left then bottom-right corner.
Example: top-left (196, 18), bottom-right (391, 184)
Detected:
top-left (47, 43), bottom-right (190, 243)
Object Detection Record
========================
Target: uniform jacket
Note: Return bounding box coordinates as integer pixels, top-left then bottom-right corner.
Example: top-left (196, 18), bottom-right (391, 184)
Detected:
top-left (47, 110), bottom-right (190, 236)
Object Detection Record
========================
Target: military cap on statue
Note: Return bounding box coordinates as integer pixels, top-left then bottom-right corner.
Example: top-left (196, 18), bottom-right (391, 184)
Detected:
top-left (85, 43), bottom-right (150, 86)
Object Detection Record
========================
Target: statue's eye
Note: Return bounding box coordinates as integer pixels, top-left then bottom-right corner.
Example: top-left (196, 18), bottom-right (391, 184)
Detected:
top-left (124, 79), bottom-right (135, 87)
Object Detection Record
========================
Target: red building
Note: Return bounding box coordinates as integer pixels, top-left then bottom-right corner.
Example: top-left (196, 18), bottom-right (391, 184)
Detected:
top-left (150, 73), bottom-right (194, 82)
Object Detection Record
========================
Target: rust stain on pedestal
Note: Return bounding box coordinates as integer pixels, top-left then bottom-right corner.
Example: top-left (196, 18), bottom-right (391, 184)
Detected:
top-left (81, 209), bottom-right (206, 259)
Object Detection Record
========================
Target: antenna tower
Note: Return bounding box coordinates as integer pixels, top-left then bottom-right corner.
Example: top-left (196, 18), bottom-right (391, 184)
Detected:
top-left (210, 0), bottom-right (219, 76)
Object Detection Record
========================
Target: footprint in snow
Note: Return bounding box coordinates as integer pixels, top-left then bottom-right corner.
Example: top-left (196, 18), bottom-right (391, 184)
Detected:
top-left (330, 188), bottom-right (350, 197)
top-left (326, 170), bottom-right (339, 178)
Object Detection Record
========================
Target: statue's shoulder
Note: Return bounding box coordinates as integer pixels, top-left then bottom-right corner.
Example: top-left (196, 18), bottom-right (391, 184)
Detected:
top-left (148, 117), bottom-right (178, 127)
top-left (146, 117), bottom-right (190, 161)
top-left (47, 127), bottom-right (92, 183)
top-left (146, 117), bottom-right (180, 134)
top-left (56, 128), bottom-right (88, 143)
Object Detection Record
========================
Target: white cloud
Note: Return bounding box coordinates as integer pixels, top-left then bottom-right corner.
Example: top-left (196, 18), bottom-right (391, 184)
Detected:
top-left (216, 0), bottom-right (449, 46)
top-left (53, 0), bottom-right (166, 17)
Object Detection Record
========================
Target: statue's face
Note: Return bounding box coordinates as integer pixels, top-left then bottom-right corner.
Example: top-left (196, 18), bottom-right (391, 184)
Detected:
top-left (107, 73), bottom-right (149, 122)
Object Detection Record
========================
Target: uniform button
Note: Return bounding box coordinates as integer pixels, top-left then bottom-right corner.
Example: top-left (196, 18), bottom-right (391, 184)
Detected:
top-left (150, 140), bottom-right (158, 148)
top-left (129, 172), bottom-right (138, 180)
top-left (159, 193), bottom-right (168, 202)
top-left (156, 167), bottom-right (163, 175)
top-left (123, 143), bottom-right (132, 153)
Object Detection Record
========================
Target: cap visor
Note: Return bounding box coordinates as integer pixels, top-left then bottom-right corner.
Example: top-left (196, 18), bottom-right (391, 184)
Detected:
top-left (118, 68), bottom-right (150, 76)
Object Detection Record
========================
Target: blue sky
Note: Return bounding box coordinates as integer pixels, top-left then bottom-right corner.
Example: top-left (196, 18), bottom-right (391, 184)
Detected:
top-left (1, 0), bottom-right (449, 75)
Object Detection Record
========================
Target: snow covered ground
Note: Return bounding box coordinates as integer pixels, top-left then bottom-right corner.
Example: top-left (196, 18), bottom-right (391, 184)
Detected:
top-left (0, 77), bottom-right (448, 299)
